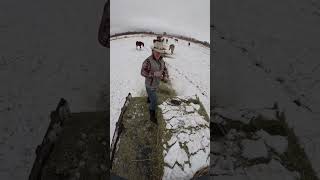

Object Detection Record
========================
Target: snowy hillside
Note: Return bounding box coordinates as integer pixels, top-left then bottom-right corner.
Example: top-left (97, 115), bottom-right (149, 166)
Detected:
top-left (213, 0), bottom-right (320, 178)
top-left (110, 34), bottom-right (210, 144)
top-left (0, 0), bottom-right (107, 179)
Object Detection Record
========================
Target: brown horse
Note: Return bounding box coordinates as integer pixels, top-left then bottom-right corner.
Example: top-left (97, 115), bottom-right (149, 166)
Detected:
top-left (136, 41), bottom-right (144, 49)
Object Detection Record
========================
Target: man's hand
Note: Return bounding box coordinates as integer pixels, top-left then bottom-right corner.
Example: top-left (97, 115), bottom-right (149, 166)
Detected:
top-left (153, 71), bottom-right (162, 77)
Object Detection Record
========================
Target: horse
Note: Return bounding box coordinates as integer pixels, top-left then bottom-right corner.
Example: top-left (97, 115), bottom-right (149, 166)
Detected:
top-left (136, 41), bottom-right (144, 49)
top-left (169, 44), bottom-right (175, 54)
top-left (188, 42), bottom-right (190, 46)
top-left (174, 39), bottom-right (178, 43)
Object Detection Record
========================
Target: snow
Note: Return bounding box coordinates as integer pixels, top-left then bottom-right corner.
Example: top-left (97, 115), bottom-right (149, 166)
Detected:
top-left (245, 159), bottom-right (300, 180)
top-left (164, 142), bottom-right (188, 168)
top-left (241, 139), bottom-right (268, 160)
top-left (110, 35), bottom-right (210, 145)
top-left (185, 106), bottom-right (194, 113)
top-left (0, 0), bottom-right (106, 179)
top-left (160, 97), bottom-right (209, 180)
top-left (214, 0), bottom-right (320, 176)
top-left (257, 130), bottom-right (288, 154)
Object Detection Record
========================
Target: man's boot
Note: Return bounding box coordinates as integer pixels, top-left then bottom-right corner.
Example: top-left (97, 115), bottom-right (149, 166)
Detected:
top-left (149, 110), bottom-right (158, 125)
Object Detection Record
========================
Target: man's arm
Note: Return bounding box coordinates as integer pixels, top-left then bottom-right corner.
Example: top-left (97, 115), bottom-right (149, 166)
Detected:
top-left (141, 59), bottom-right (153, 78)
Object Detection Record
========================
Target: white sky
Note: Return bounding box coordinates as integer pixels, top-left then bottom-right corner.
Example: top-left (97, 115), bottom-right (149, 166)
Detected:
top-left (110, 0), bottom-right (210, 42)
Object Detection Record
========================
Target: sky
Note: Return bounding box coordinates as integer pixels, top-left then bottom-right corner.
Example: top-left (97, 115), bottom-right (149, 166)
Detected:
top-left (110, 0), bottom-right (210, 42)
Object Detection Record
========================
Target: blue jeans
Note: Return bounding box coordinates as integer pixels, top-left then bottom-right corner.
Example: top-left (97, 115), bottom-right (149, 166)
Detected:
top-left (146, 86), bottom-right (157, 111)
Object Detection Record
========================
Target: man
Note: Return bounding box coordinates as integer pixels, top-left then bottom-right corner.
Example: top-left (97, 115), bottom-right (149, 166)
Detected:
top-left (141, 41), bottom-right (169, 124)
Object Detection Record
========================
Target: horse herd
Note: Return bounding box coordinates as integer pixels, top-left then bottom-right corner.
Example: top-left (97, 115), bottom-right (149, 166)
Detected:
top-left (136, 37), bottom-right (191, 55)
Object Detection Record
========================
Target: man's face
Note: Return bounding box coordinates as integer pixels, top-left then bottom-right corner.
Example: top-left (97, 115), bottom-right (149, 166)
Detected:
top-left (153, 50), bottom-right (161, 60)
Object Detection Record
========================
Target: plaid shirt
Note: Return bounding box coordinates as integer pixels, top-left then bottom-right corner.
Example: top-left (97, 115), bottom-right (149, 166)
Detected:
top-left (141, 56), bottom-right (169, 88)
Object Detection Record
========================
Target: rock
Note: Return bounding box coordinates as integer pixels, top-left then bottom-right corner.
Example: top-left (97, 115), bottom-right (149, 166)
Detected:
top-left (241, 139), bottom-right (268, 160)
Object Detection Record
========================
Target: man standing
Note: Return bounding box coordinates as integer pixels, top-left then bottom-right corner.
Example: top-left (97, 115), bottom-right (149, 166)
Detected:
top-left (141, 41), bottom-right (169, 124)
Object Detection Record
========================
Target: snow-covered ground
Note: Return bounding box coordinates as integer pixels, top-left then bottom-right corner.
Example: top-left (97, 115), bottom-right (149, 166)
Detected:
top-left (0, 0), bottom-right (106, 179)
top-left (159, 96), bottom-right (210, 180)
top-left (110, 35), bottom-right (210, 144)
top-left (213, 0), bottom-right (320, 177)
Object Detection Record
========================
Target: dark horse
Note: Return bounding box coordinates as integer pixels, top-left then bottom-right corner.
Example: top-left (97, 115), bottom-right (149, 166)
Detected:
top-left (174, 39), bottom-right (178, 43)
top-left (136, 41), bottom-right (144, 49)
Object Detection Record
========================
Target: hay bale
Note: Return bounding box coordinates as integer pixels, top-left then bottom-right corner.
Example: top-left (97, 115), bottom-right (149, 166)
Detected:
top-left (192, 166), bottom-right (209, 179)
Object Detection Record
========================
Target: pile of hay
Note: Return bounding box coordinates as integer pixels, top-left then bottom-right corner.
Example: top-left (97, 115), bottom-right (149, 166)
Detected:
top-left (191, 166), bottom-right (209, 179)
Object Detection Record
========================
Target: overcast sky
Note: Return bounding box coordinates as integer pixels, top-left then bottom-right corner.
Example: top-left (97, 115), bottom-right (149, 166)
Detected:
top-left (110, 0), bottom-right (210, 42)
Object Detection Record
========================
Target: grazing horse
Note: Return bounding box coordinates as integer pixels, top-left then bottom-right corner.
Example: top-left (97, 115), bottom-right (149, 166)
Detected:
top-left (136, 41), bottom-right (144, 49)
top-left (169, 44), bottom-right (175, 54)
top-left (174, 39), bottom-right (178, 43)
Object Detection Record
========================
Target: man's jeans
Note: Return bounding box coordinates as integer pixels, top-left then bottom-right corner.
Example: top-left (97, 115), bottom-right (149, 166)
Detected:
top-left (146, 86), bottom-right (157, 111)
